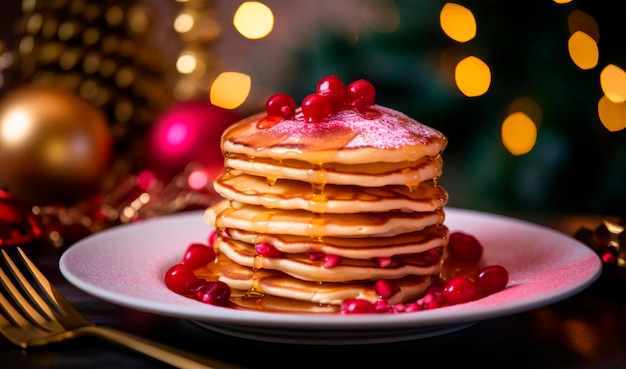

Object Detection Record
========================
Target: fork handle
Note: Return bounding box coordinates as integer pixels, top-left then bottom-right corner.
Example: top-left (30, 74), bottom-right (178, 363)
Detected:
top-left (75, 325), bottom-right (237, 369)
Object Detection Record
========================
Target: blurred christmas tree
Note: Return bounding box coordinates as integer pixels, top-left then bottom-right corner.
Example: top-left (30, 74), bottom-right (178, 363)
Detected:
top-left (276, 0), bottom-right (626, 216)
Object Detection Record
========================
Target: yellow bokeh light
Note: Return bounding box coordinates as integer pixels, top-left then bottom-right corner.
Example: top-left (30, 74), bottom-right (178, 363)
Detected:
top-left (501, 112), bottom-right (537, 156)
top-left (568, 31), bottom-right (598, 70)
top-left (176, 52), bottom-right (197, 74)
top-left (600, 64), bottom-right (626, 103)
top-left (233, 2), bottom-right (274, 40)
top-left (173, 11), bottom-right (195, 34)
top-left (210, 72), bottom-right (251, 109)
top-left (568, 10), bottom-right (599, 43)
top-left (440, 3), bottom-right (476, 43)
top-left (508, 97), bottom-right (543, 127)
top-left (455, 56), bottom-right (491, 97)
top-left (553, 0), bottom-right (573, 3)
top-left (597, 95), bottom-right (626, 132)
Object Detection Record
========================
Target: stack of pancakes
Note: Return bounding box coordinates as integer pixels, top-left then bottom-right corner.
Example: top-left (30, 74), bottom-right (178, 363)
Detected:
top-left (204, 105), bottom-right (449, 308)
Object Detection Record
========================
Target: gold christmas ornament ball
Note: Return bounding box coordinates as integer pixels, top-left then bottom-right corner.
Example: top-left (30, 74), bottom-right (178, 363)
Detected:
top-left (0, 86), bottom-right (113, 206)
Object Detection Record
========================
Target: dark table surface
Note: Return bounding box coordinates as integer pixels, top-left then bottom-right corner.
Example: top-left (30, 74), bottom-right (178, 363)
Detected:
top-left (1, 213), bottom-right (625, 369)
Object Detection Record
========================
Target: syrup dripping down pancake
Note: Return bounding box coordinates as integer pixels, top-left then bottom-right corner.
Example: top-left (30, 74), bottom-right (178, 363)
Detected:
top-left (214, 170), bottom-right (448, 213)
top-left (225, 226), bottom-right (448, 259)
top-left (224, 154), bottom-right (442, 187)
top-left (212, 260), bottom-right (432, 306)
top-left (221, 106), bottom-right (447, 165)
top-left (215, 235), bottom-right (441, 283)
top-left (206, 200), bottom-right (445, 238)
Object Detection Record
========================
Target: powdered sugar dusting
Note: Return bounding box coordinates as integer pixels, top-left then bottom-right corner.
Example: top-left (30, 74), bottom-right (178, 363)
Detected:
top-left (264, 106), bottom-right (444, 150)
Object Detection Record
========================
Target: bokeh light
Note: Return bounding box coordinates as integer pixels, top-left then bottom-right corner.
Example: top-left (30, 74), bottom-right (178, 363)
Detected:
top-left (455, 56), bottom-right (490, 97)
top-left (233, 2), bottom-right (274, 40)
top-left (597, 95), bottom-right (626, 132)
top-left (600, 64), bottom-right (626, 103)
top-left (501, 112), bottom-right (537, 155)
top-left (568, 31), bottom-right (598, 70)
top-left (210, 72), bottom-right (251, 109)
top-left (440, 3), bottom-right (476, 43)
top-left (553, 0), bottom-right (573, 3)
top-left (188, 169), bottom-right (210, 190)
top-left (176, 51), bottom-right (198, 74)
top-left (173, 11), bottom-right (195, 34)
top-left (568, 10), bottom-right (599, 42)
top-left (508, 97), bottom-right (543, 127)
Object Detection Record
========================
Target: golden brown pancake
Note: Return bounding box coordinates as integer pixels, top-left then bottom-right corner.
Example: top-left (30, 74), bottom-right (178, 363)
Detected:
top-left (214, 170), bottom-right (448, 213)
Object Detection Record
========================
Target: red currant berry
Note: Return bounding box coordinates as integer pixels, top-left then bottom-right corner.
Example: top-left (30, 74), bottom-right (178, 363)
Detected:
top-left (307, 251), bottom-right (324, 261)
top-left (182, 243), bottom-right (216, 269)
top-left (340, 298), bottom-right (376, 314)
top-left (374, 279), bottom-right (394, 299)
top-left (190, 278), bottom-right (212, 293)
top-left (346, 79), bottom-right (376, 108)
top-left (322, 254), bottom-right (342, 268)
top-left (207, 230), bottom-right (219, 247)
top-left (475, 265), bottom-right (509, 296)
top-left (447, 231), bottom-right (483, 263)
top-left (164, 264), bottom-right (197, 295)
top-left (301, 93), bottom-right (332, 123)
top-left (442, 275), bottom-right (477, 305)
top-left (195, 281), bottom-right (231, 306)
top-left (265, 93), bottom-right (296, 119)
top-left (316, 75), bottom-right (346, 112)
top-left (255, 242), bottom-right (282, 257)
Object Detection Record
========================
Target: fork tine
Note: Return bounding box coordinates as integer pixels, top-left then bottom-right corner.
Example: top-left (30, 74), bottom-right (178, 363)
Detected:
top-left (0, 279), bottom-right (34, 328)
top-left (0, 249), bottom-right (225, 368)
top-left (0, 249), bottom-right (59, 332)
top-left (14, 247), bottom-right (92, 328)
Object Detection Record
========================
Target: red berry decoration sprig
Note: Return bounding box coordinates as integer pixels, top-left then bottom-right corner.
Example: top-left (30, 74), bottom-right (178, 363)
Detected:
top-left (263, 76), bottom-right (379, 124)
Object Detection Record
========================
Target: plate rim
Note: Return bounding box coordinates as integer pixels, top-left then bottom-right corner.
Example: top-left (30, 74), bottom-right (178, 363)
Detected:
top-left (59, 207), bottom-right (602, 331)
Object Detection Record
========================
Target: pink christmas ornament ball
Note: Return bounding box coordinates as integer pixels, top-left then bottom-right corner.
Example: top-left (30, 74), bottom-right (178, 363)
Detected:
top-left (146, 101), bottom-right (241, 181)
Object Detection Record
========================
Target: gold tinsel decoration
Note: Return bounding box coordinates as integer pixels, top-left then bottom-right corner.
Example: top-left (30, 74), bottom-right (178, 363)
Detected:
top-left (575, 219), bottom-right (626, 281)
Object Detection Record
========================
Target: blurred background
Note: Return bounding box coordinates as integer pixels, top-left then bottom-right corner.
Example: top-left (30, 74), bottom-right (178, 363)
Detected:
top-left (0, 0), bottom-right (625, 248)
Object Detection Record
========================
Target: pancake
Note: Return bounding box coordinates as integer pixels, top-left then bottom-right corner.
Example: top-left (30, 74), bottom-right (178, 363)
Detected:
top-left (220, 264), bottom-right (430, 304)
top-left (214, 170), bottom-right (448, 213)
top-left (225, 226), bottom-right (448, 259)
top-left (215, 236), bottom-right (441, 283)
top-left (206, 199), bottom-right (445, 238)
top-left (203, 77), bottom-right (449, 310)
top-left (221, 106), bottom-right (447, 165)
top-left (223, 154), bottom-right (443, 187)
top-left (213, 261), bottom-right (432, 306)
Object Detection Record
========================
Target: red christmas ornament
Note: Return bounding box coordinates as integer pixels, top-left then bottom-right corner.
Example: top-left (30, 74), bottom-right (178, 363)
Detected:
top-left (146, 101), bottom-right (240, 181)
top-left (0, 190), bottom-right (41, 246)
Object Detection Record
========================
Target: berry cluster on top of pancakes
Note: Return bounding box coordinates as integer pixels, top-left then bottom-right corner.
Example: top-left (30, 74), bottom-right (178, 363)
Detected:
top-left (204, 76), bottom-right (450, 312)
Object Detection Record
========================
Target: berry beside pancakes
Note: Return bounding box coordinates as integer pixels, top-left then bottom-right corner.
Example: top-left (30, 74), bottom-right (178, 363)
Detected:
top-left (205, 76), bottom-right (449, 309)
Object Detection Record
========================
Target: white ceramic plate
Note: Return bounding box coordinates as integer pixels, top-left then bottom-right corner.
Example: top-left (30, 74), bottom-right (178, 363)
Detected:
top-left (59, 208), bottom-right (602, 345)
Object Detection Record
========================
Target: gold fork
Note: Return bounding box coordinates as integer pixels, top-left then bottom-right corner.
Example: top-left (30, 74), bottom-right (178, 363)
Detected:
top-left (0, 247), bottom-right (235, 369)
